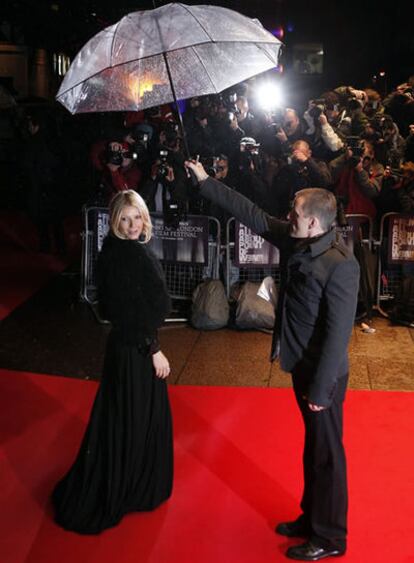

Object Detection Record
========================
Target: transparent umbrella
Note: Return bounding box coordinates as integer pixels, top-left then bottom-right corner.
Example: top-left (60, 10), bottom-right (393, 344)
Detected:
top-left (56, 3), bottom-right (282, 115)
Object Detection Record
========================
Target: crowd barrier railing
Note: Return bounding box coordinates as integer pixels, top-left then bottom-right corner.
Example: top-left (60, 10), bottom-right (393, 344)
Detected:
top-left (224, 214), bottom-right (374, 301)
top-left (374, 212), bottom-right (414, 317)
top-left (80, 206), bottom-right (221, 322)
top-left (224, 217), bottom-right (281, 298)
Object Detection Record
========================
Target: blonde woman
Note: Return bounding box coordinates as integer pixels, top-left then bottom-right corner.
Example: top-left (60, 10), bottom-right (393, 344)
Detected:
top-left (52, 190), bottom-right (172, 534)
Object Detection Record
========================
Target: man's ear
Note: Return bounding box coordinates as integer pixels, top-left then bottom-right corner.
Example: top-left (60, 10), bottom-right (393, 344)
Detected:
top-left (308, 215), bottom-right (318, 230)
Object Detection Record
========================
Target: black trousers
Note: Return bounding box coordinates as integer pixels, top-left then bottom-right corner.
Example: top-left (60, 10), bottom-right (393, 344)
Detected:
top-left (292, 373), bottom-right (348, 551)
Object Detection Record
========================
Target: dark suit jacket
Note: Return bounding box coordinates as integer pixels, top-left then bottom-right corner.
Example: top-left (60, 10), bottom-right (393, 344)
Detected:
top-left (200, 177), bottom-right (360, 406)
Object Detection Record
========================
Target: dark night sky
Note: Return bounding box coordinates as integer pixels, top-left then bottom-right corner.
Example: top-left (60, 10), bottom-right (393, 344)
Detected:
top-left (1, 0), bottom-right (413, 93)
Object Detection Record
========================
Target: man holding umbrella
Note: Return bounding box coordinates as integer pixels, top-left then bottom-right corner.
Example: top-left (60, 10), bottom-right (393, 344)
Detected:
top-left (186, 158), bottom-right (359, 562)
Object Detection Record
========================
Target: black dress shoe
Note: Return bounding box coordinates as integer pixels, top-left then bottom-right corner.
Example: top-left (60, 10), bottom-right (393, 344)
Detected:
top-left (286, 541), bottom-right (345, 561)
top-left (275, 519), bottom-right (309, 538)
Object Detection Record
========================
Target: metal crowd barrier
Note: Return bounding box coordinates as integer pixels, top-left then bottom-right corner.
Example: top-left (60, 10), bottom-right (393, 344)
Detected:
top-left (375, 212), bottom-right (414, 317)
top-left (225, 217), bottom-right (281, 297)
top-left (80, 206), bottom-right (221, 321)
top-left (342, 213), bottom-right (373, 247)
top-left (224, 214), bottom-right (374, 299)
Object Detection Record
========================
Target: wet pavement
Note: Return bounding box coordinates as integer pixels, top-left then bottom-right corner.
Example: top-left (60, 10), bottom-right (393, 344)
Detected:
top-left (1, 264), bottom-right (413, 391)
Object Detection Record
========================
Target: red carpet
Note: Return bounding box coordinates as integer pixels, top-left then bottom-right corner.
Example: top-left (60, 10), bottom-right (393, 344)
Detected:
top-left (1, 369), bottom-right (413, 563)
top-left (0, 211), bottom-right (81, 320)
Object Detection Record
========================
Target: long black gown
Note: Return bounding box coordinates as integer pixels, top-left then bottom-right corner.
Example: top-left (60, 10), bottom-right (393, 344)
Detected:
top-left (52, 234), bottom-right (173, 534)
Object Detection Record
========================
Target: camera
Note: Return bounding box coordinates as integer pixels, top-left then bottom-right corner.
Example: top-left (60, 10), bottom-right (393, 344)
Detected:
top-left (239, 137), bottom-right (260, 171)
top-left (105, 147), bottom-right (124, 166)
top-left (163, 199), bottom-right (181, 229)
top-left (347, 96), bottom-right (363, 111)
top-left (200, 156), bottom-right (220, 177)
top-left (265, 107), bottom-right (285, 133)
top-left (158, 149), bottom-right (170, 178)
top-left (308, 99), bottom-right (326, 120)
top-left (346, 136), bottom-right (365, 156)
top-left (163, 185), bottom-right (185, 229)
top-left (240, 137), bottom-right (260, 154)
top-left (220, 91), bottom-right (240, 123)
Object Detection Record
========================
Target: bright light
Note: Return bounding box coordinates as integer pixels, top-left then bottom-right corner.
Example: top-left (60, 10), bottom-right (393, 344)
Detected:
top-left (256, 83), bottom-right (284, 111)
top-left (128, 73), bottom-right (165, 102)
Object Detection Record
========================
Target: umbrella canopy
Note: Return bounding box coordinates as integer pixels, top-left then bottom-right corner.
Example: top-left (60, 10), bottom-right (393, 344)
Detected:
top-left (56, 2), bottom-right (282, 114)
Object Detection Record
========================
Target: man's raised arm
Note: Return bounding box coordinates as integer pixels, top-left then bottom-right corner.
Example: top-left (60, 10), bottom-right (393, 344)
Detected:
top-left (185, 160), bottom-right (289, 245)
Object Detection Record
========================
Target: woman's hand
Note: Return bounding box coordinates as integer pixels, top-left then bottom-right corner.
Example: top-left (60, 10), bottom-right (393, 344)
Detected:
top-left (152, 350), bottom-right (171, 379)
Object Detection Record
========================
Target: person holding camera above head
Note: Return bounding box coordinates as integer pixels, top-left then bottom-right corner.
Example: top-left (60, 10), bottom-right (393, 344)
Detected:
top-left (52, 190), bottom-right (173, 534)
top-left (364, 114), bottom-right (406, 170)
top-left (363, 89), bottom-right (384, 120)
top-left (234, 136), bottom-right (270, 210)
top-left (330, 138), bottom-right (383, 219)
top-left (140, 152), bottom-right (176, 216)
top-left (333, 86), bottom-right (370, 137)
top-left (266, 139), bottom-right (332, 219)
top-left (140, 120), bottom-right (189, 226)
top-left (302, 97), bottom-right (345, 162)
top-left (185, 158), bottom-right (359, 562)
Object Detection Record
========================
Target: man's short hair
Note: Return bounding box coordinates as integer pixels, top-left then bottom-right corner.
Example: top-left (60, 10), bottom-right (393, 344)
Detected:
top-left (295, 188), bottom-right (337, 232)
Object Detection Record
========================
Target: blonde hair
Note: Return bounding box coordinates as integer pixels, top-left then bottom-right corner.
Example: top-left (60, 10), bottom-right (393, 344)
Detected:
top-left (109, 190), bottom-right (152, 243)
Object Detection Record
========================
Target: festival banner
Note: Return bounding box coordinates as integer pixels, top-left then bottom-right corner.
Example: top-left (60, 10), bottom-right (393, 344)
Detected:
top-left (96, 209), bottom-right (110, 252)
top-left (388, 214), bottom-right (414, 263)
top-left (335, 215), bottom-right (369, 251)
top-left (149, 214), bottom-right (209, 265)
top-left (94, 210), bottom-right (208, 265)
top-left (234, 221), bottom-right (280, 267)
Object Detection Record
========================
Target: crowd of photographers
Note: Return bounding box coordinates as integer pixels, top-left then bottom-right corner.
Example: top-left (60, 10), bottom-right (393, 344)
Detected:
top-left (89, 76), bottom-right (414, 233)
top-left (15, 74), bottom-right (414, 255)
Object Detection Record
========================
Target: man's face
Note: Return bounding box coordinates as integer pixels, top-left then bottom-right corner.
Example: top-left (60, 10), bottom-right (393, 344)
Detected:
top-left (283, 111), bottom-right (299, 136)
top-left (216, 159), bottom-right (228, 179)
top-left (288, 196), bottom-right (311, 238)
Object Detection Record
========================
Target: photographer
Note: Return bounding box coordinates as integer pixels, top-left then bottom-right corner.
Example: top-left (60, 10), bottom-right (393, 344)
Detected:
top-left (303, 98), bottom-right (344, 161)
top-left (275, 108), bottom-right (306, 147)
top-left (405, 124), bottom-right (414, 162)
top-left (377, 161), bottom-right (414, 216)
top-left (235, 95), bottom-right (258, 138)
top-left (100, 140), bottom-right (143, 200)
top-left (187, 107), bottom-right (217, 157)
top-left (364, 114), bottom-right (405, 169)
top-left (198, 154), bottom-right (237, 230)
top-left (330, 139), bottom-right (383, 218)
top-left (140, 147), bottom-right (188, 228)
top-left (235, 137), bottom-right (269, 209)
top-left (383, 82), bottom-right (414, 137)
top-left (267, 139), bottom-right (332, 219)
top-left (214, 106), bottom-right (246, 162)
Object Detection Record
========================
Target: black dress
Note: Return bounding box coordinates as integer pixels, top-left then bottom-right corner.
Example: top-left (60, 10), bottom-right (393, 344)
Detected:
top-left (52, 234), bottom-right (173, 534)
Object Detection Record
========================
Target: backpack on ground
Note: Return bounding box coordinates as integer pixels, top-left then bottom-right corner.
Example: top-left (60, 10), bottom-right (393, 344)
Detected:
top-left (191, 279), bottom-right (229, 330)
top-left (234, 278), bottom-right (277, 331)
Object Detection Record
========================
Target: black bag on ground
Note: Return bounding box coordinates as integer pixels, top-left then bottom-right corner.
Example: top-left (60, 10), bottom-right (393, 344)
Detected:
top-left (191, 279), bottom-right (229, 330)
top-left (389, 275), bottom-right (414, 327)
top-left (234, 279), bottom-right (277, 331)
